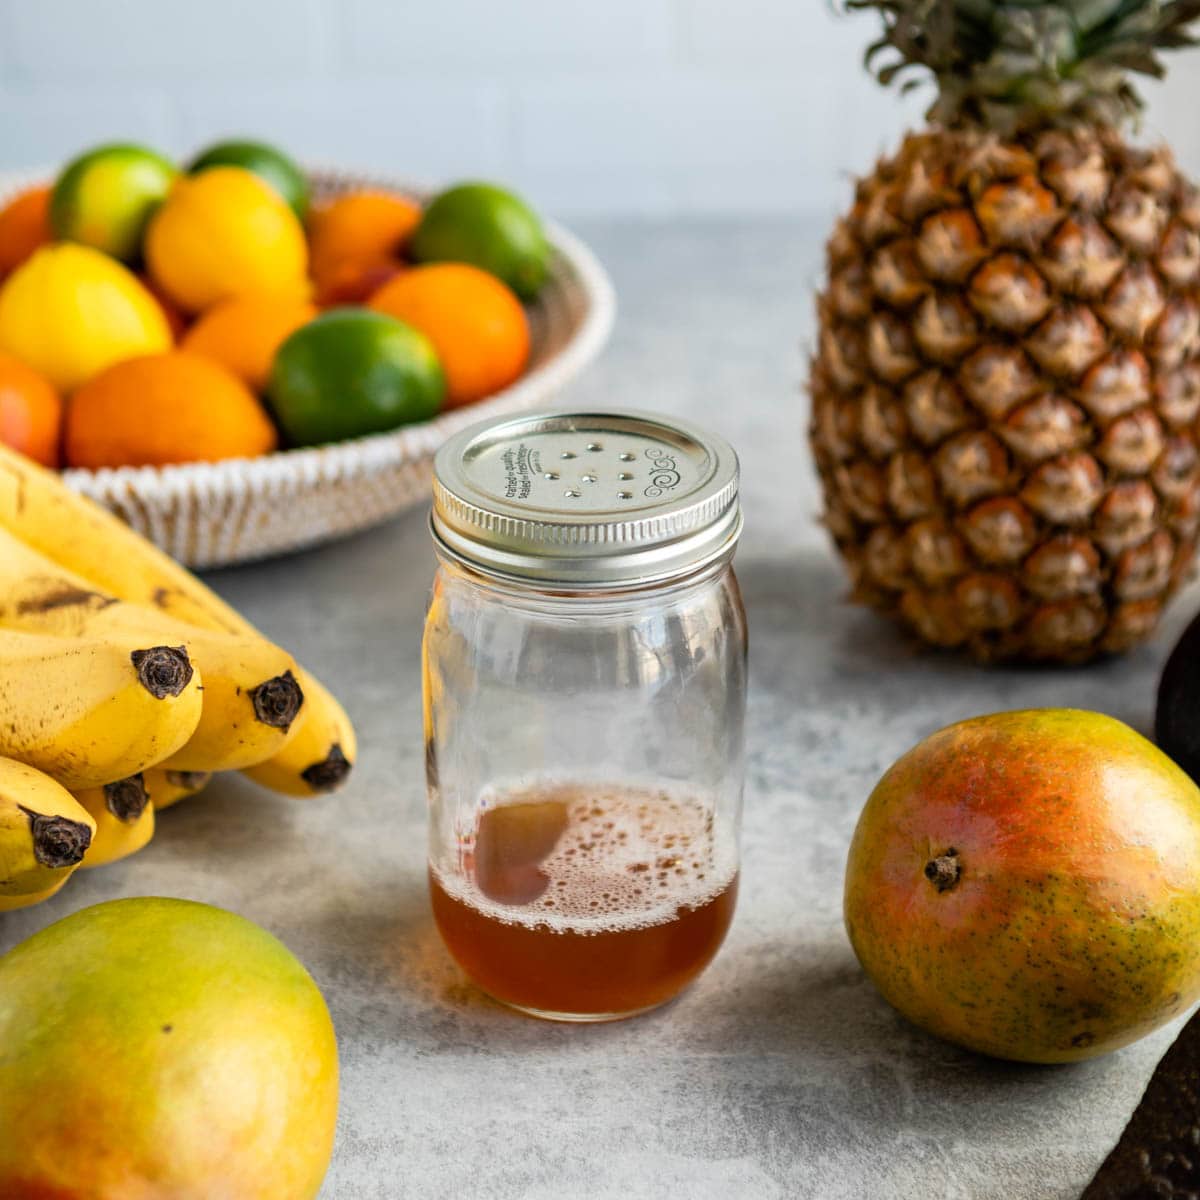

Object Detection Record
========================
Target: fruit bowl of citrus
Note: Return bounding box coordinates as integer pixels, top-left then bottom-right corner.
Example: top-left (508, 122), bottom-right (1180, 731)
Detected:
top-left (0, 140), bottom-right (614, 566)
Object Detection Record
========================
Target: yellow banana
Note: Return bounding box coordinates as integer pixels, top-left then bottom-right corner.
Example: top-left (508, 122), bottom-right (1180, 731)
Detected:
top-left (0, 444), bottom-right (354, 795)
top-left (0, 525), bottom-right (305, 772)
top-left (142, 766), bottom-right (212, 811)
top-left (0, 873), bottom-right (71, 911)
top-left (0, 627), bottom-right (201, 789)
top-left (0, 756), bottom-right (95, 896)
top-left (73, 775), bottom-right (155, 867)
top-left (155, 635), bottom-right (302, 772)
top-left (242, 669), bottom-right (356, 795)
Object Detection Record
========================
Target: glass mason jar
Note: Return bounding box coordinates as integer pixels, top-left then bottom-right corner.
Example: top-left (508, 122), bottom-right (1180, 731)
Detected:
top-left (423, 410), bottom-right (746, 1022)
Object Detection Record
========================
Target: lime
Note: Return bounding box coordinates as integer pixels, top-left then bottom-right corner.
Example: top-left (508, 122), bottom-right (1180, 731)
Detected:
top-left (410, 182), bottom-right (549, 301)
top-left (188, 139), bottom-right (310, 220)
top-left (268, 308), bottom-right (444, 445)
top-left (50, 143), bottom-right (177, 262)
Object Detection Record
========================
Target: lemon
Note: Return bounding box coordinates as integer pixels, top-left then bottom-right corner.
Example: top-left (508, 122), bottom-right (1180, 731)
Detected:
top-left (145, 167), bottom-right (308, 313)
top-left (0, 244), bottom-right (172, 391)
top-left (51, 143), bottom-right (177, 262)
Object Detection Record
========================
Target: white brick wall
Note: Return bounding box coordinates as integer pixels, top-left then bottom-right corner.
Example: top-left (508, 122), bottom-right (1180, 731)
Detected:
top-left (1, 0), bottom-right (1198, 219)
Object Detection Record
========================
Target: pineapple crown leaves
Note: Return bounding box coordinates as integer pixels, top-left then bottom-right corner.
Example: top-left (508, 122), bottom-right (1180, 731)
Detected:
top-left (845, 0), bottom-right (1200, 134)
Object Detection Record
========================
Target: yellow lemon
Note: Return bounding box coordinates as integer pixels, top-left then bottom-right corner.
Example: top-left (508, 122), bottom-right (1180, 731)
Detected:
top-left (0, 244), bottom-right (171, 392)
top-left (146, 166), bottom-right (309, 313)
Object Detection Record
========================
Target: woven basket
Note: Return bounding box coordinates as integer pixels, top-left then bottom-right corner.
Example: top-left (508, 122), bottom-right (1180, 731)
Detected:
top-left (0, 167), bottom-right (615, 567)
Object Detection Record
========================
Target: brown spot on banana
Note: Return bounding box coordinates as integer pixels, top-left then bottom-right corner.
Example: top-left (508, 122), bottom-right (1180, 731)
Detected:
top-left (15, 585), bottom-right (117, 614)
top-left (19, 806), bottom-right (92, 867)
top-left (250, 671), bottom-right (304, 731)
top-left (131, 646), bottom-right (195, 698)
top-left (104, 775), bottom-right (149, 823)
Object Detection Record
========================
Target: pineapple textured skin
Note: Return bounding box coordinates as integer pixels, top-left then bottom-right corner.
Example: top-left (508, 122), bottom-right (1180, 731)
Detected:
top-left (809, 126), bottom-right (1200, 662)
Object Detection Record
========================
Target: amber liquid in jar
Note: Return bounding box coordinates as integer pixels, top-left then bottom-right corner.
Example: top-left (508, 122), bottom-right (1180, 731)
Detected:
top-left (429, 783), bottom-right (738, 1020)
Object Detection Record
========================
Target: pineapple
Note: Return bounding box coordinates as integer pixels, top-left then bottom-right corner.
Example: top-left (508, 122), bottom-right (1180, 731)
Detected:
top-left (809, 0), bottom-right (1200, 662)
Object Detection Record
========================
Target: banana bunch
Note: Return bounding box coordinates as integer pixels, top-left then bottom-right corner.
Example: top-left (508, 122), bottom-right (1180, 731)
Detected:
top-left (0, 443), bottom-right (357, 909)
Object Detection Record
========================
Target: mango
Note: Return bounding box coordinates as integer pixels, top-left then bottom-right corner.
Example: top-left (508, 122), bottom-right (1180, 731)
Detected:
top-left (0, 897), bottom-right (338, 1198)
top-left (844, 709), bottom-right (1200, 1063)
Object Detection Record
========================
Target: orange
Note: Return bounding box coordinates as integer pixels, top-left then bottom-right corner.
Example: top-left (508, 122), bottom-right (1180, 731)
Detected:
top-left (65, 350), bottom-right (278, 468)
top-left (308, 190), bottom-right (420, 297)
top-left (182, 291), bottom-right (318, 392)
top-left (0, 352), bottom-right (61, 467)
top-left (145, 167), bottom-right (309, 313)
top-left (368, 262), bottom-right (530, 406)
top-left (0, 186), bottom-right (52, 277)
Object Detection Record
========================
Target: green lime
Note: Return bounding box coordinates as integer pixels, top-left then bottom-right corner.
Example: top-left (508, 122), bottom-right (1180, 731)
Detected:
top-left (268, 308), bottom-right (445, 446)
top-left (410, 182), bottom-right (549, 301)
top-left (50, 143), bottom-right (177, 262)
top-left (188, 139), bottom-right (310, 221)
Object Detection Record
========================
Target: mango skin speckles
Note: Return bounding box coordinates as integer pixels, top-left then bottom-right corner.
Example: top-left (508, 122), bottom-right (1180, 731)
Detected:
top-left (844, 708), bottom-right (1200, 1063)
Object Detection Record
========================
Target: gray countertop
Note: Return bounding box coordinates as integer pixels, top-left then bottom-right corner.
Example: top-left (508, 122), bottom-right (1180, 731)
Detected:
top-left (1, 219), bottom-right (1191, 1200)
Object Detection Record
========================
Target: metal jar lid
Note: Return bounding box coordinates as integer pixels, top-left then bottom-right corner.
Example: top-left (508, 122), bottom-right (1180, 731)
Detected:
top-left (431, 409), bottom-right (741, 588)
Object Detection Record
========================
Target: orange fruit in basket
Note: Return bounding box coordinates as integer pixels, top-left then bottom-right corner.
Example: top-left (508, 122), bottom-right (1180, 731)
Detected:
top-left (182, 291), bottom-right (318, 391)
top-left (65, 350), bottom-right (278, 468)
top-left (0, 352), bottom-right (61, 467)
top-left (308, 191), bottom-right (420, 297)
top-left (145, 167), bottom-right (309, 313)
top-left (368, 262), bottom-right (530, 406)
top-left (0, 186), bottom-right (52, 277)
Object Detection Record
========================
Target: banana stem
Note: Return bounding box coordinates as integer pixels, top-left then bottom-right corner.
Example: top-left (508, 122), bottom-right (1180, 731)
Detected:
top-left (249, 671), bottom-right (304, 730)
top-left (19, 807), bottom-right (92, 868)
top-left (300, 744), bottom-right (351, 792)
top-left (131, 646), bottom-right (194, 699)
top-left (104, 776), bottom-right (149, 824)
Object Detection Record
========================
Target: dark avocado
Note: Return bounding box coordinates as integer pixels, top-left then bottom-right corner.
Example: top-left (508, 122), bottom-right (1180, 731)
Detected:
top-left (1080, 1008), bottom-right (1200, 1198)
top-left (1156, 610), bottom-right (1200, 787)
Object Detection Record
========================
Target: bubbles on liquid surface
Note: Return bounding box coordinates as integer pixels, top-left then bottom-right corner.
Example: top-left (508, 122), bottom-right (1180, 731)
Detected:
top-left (434, 784), bottom-right (737, 935)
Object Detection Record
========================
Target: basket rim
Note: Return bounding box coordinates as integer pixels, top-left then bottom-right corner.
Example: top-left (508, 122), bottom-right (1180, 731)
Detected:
top-left (0, 165), bottom-right (616, 492)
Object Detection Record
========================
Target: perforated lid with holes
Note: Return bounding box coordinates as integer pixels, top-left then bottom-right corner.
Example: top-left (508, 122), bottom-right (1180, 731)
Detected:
top-left (431, 409), bottom-right (741, 587)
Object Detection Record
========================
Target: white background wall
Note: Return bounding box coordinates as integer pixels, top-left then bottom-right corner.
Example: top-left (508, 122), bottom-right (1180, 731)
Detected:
top-left (1, 0), bottom-right (1198, 221)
